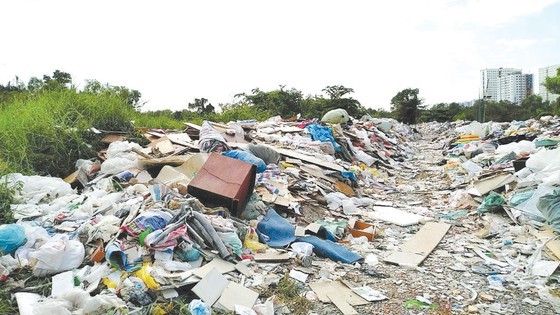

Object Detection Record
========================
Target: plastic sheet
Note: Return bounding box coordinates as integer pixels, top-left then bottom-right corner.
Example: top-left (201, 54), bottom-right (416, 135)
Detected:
top-left (526, 147), bottom-right (560, 172)
top-left (306, 124), bottom-right (341, 152)
top-left (537, 189), bottom-right (560, 232)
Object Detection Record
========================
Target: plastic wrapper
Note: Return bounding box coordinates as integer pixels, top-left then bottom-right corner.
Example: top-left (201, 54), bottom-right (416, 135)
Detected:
top-left (134, 263), bottom-right (159, 290)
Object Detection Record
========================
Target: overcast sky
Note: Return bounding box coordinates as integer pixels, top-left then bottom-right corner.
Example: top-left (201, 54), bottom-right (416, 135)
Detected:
top-left (1, 0), bottom-right (559, 112)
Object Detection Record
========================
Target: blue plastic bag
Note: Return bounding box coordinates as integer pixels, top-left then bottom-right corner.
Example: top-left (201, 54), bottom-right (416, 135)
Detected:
top-left (0, 224), bottom-right (27, 254)
top-left (305, 124), bottom-right (341, 152)
top-left (222, 150), bottom-right (266, 173)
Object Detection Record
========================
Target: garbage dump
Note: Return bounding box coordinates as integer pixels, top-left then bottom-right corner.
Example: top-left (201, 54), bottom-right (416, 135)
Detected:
top-left (1, 114), bottom-right (560, 314)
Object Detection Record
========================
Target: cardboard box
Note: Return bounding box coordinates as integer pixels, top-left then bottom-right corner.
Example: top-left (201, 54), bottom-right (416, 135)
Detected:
top-left (187, 153), bottom-right (256, 216)
top-left (348, 221), bottom-right (375, 241)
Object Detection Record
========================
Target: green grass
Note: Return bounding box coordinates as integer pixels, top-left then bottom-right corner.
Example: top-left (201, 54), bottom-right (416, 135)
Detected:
top-left (0, 89), bottom-right (145, 178)
top-left (260, 274), bottom-right (312, 315)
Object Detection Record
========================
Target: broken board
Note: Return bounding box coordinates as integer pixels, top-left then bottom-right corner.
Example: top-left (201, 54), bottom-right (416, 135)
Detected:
top-left (275, 148), bottom-right (344, 172)
top-left (192, 258), bottom-right (236, 278)
top-left (192, 268), bottom-right (228, 306)
top-left (216, 281), bottom-right (259, 311)
top-left (468, 173), bottom-right (514, 197)
top-left (253, 249), bottom-right (291, 262)
top-left (384, 222), bottom-right (451, 267)
top-left (309, 280), bottom-right (368, 306)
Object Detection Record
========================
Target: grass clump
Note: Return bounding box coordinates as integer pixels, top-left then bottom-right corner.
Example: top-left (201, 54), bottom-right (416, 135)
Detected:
top-left (0, 176), bottom-right (22, 224)
top-left (260, 274), bottom-right (312, 315)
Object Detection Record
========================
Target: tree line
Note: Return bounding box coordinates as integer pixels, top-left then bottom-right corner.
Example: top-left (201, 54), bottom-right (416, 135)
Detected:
top-left (2, 69), bottom-right (560, 125)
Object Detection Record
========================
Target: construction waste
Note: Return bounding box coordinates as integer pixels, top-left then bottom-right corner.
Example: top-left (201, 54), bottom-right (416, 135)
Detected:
top-left (1, 113), bottom-right (560, 314)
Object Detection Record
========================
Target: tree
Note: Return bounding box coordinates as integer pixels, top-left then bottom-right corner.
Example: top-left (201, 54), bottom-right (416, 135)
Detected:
top-left (544, 68), bottom-right (560, 95)
top-left (188, 98), bottom-right (215, 115)
top-left (27, 77), bottom-right (44, 91)
top-left (236, 86), bottom-right (303, 118)
top-left (390, 88), bottom-right (423, 124)
top-left (323, 85), bottom-right (354, 99)
top-left (42, 70), bottom-right (72, 90)
top-left (321, 85), bottom-right (364, 117)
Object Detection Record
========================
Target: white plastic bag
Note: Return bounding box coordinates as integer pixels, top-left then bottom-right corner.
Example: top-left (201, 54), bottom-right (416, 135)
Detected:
top-left (526, 147), bottom-right (560, 172)
top-left (30, 234), bottom-right (85, 277)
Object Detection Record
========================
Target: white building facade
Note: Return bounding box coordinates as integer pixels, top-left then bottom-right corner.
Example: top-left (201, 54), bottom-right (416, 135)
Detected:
top-left (480, 68), bottom-right (533, 104)
top-left (539, 64), bottom-right (560, 102)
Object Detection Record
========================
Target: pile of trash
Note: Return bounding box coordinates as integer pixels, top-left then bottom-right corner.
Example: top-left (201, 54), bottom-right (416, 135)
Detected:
top-left (1, 109), bottom-right (560, 314)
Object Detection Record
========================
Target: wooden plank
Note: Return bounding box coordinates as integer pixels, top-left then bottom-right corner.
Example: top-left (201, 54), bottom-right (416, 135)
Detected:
top-left (384, 222), bottom-right (450, 267)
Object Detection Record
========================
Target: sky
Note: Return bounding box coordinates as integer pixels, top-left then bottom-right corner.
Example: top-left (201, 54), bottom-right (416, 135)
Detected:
top-left (1, 0), bottom-right (559, 112)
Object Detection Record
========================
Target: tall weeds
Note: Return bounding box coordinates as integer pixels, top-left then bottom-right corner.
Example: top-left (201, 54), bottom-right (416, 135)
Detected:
top-left (0, 89), bottom-right (141, 177)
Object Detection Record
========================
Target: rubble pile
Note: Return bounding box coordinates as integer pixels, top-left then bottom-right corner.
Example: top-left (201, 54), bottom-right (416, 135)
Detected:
top-left (1, 112), bottom-right (560, 314)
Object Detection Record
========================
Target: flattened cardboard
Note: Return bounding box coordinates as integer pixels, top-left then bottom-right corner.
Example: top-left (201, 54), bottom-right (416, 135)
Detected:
top-left (192, 268), bottom-right (228, 306)
top-left (188, 153), bottom-right (256, 216)
top-left (468, 173), bottom-right (514, 197)
top-left (533, 230), bottom-right (560, 260)
top-left (309, 280), bottom-right (368, 306)
top-left (384, 222), bottom-right (451, 267)
top-left (300, 164), bottom-right (336, 183)
top-left (216, 281), bottom-right (259, 311)
top-left (348, 221), bottom-right (375, 241)
top-left (327, 293), bottom-right (358, 315)
top-left (334, 181), bottom-right (356, 196)
top-left (148, 136), bottom-right (176, 155)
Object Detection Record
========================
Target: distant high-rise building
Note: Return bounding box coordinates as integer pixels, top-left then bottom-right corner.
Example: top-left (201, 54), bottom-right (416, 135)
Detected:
top-left (497, 73), bottom-right (533, 104)
top-left (539, 64), bottom-right (560, 102)
top-left (480, 68), bottom-right (533, 104)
